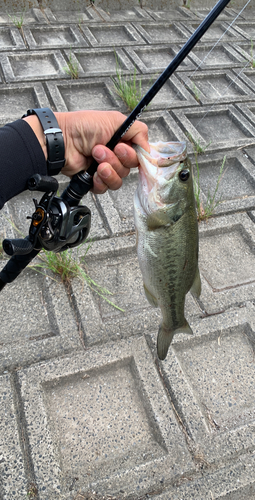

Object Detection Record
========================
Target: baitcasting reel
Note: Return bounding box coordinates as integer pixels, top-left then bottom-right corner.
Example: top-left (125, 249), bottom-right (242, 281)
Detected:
top-left (0, 174), bottom-right (91, 290)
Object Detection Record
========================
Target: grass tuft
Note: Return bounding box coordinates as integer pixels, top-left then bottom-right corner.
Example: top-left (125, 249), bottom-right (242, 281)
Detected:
top-left (8, 9), bottom-right (26, 28)
top-left (187, 132), bottom-right (211, 155)
top-left (63, 50), bottom-right (79, 79)
top-left (193, 154), bottom-right (226, 221)
top-left (31, 246), bottom-right (124, 312)
top-left (111, 55), bottom-right (144, 111)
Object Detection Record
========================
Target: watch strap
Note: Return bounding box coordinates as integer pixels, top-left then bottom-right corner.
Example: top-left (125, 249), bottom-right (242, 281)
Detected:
top-left (23, 108), bottom-right (66, 176)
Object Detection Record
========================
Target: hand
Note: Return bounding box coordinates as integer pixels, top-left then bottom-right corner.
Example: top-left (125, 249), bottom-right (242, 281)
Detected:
top-left (56, 110), bottom-right (149, 194)
top-left (24, 110), bottom-right (149, 195)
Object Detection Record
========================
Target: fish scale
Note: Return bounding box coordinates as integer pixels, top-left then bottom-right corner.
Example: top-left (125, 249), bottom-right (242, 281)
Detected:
top-left (134, 141), bottom-right (201, 360)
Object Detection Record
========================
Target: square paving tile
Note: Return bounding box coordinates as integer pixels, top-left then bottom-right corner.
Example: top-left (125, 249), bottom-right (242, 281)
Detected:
top-left (23, 25), bottom-right (88, 49)
top-left (0, 83), bottom-right (51, 122)
top-left (81, 23), bottom-right (145, 46)
top-left (184, 20), bottom-right (246, 42)
top-left (46, 78), bottom-right (120, 111)
top-left (0, 50), bottom-right (67, 82)
top-left (134, 22), bottom-right (190, 44)
top-left (64, 47), bottom-right (133, 77)
top-left (172, 104), bottom-right (255, 152)
top-left (191, 150), bottom-right (255, 215)
top-left (156, 302), bottom-right (255, 464)
top-left (178, 69), bottom-right (254, 105)
top-left (125, 44), bottom-right (195, 74)
top-left (17, 338), bottom-right (194, 497)
top-left (189, 42), bottom-right (246, 69)
top-left (0, 26), bottom-right (25, 50)
top-left (198, 214), bottom-right (255, 314)
top-left (0, 258), bottom-right (80, 371)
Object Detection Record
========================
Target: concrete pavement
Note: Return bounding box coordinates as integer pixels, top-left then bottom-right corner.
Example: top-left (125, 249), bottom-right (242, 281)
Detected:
top-left (0, 1), bottom-right (255, 498)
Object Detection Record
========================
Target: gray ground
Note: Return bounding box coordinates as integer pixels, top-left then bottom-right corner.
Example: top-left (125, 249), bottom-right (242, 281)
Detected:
top-left (0, 1), bottom-right (255, 499)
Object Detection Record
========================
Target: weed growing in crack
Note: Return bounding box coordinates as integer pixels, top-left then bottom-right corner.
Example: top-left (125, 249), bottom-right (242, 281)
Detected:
top-left (111, 54), bottom-right (145, 111)
top-left (193, 154), bottom-right (226, 221)
top-left (186, 132), bottom-right (211, 155)
top-left (30, 246), bottom-right (125, 312)
top-left (8, 9), bottom-right (26, 28)
top-left (63, 50), bottom-right (79, 79)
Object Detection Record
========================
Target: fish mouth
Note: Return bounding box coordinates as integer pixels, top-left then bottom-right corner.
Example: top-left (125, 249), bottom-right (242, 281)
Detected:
top-left (144, 141), bottom-right (187, 167)
top-left (135, 141), bottom-right (187, 195)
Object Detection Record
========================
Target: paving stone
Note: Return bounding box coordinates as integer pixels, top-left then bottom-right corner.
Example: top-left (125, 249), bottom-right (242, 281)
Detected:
top-left (149, 302), bottom-right (255, 465)
top-left (178, 69), bottom-right (254, 106)
top-left (172, 104), bottom-right (255, 153)
top-left (0, 50), bottom-right (67, 82)
top-left (189, 42), bottom-right (246, 69)
top-left (17, 337), bottom-right (194, 498)
top-left (242, 144), bottom-right (255, 166)
top-left (183, 20), bottom-right (246, 42)
top-left (0, 26), bottom-right (25, 50)
top-left (63, 47), bottom-right (133, 78)
top-left (145, 6), bottom-right (197, 21)
top-left (232, 41), bottom-right (255, 64)
top-left (81, 22), bottom-right (145, 47)
top-left (191, 149), bottom-right (255, 215)
top-left (0, 374), bottom-right (27, 498)
top-left (98, 6), bottom-right (154, 22)
top-left (0, 7), bottom-right (45, 24)
top-left (139, 109), bottom-right (190, 144)
top-left (153, 453), bottom-right (255, 499)
top-left (23, 25), bottom-right (88, 49)
top-left (46, 77), bottom-right (120, 112)
top-left (198, 213), bottom-right (255, 314)
top-left (231, 21), bottom-right (255, 40)
top-left (43, 6), bottom-right (99, 22)
top-left (194, 7), bottom-right (240, 21)
top-left (235, 102), bottom-right (255, 128)
top-left (0, 259), bottom-right (81, 371)
top-left (125, 44), bottom-right (195, 74)
top-left (134, 21), bottom-right (190, 44)
top-left (233, 68), bottom-right (255, 95)
top-left (0, 82), bottom-right (51, 122)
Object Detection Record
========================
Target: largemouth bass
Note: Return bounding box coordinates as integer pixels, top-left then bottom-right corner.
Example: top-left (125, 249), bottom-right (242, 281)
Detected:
top-left (134, 141), bottom-right (201, 360)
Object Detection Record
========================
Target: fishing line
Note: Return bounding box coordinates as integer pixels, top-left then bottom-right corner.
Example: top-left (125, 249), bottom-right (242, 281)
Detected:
top-left (62, 0), bottom-right (246, 203)
top-left (151, 0), bottom-right (252, 129)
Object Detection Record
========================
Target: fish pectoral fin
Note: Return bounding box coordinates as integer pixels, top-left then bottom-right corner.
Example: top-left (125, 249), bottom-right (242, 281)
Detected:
top-left (157, 319), bottom-right (193, 360)
top-left (143, 284), bottom-right (158, 307)
top-left (147, 204), bottom-right (184, 230)
top-left (190, 267), bottom-right (201, 298)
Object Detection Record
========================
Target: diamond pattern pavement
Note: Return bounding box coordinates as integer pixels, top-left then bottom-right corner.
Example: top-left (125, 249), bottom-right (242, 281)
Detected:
top-left (0, 1), bottom-right (255, 499)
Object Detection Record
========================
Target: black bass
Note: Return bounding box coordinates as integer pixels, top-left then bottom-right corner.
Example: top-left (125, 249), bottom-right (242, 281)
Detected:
top-left (134, 141), bottom-right (201, 360)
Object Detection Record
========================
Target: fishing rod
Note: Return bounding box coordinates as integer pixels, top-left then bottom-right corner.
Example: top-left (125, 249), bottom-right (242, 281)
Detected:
top-left (0, 0), bottom-right (233, 290)
top-left (62, 0), bottom-right (232, 206)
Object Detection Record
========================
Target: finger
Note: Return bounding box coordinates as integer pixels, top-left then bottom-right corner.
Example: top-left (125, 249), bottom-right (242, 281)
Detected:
top-left (114, 142), bottom-right (141, 169)
top-left (92, 144), bottom-right (129, 179)
top-left (121, 120), bottom-right (149, 152)
top-left (92, 162), bottom-right (123, 194)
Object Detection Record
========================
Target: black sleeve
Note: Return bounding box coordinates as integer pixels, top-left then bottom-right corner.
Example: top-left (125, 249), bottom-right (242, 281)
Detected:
top-left (0, 119), bottom-right (47, 209)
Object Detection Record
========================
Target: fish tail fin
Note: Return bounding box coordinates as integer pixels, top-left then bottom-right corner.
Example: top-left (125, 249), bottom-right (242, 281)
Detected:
top-left (157, 320), bottom-right (193, 361)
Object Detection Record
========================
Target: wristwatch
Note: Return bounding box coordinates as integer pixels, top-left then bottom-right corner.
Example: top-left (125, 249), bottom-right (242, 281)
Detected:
top-left (23, 107), bottom-right (66, 176)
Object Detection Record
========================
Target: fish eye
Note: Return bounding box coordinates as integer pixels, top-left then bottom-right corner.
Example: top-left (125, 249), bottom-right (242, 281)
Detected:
top-left (179, 169), bottom-right (190, 182)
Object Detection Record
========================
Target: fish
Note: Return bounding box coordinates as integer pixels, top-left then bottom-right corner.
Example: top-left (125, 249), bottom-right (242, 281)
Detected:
top-left (133, 141), bottom-right (201, 360)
